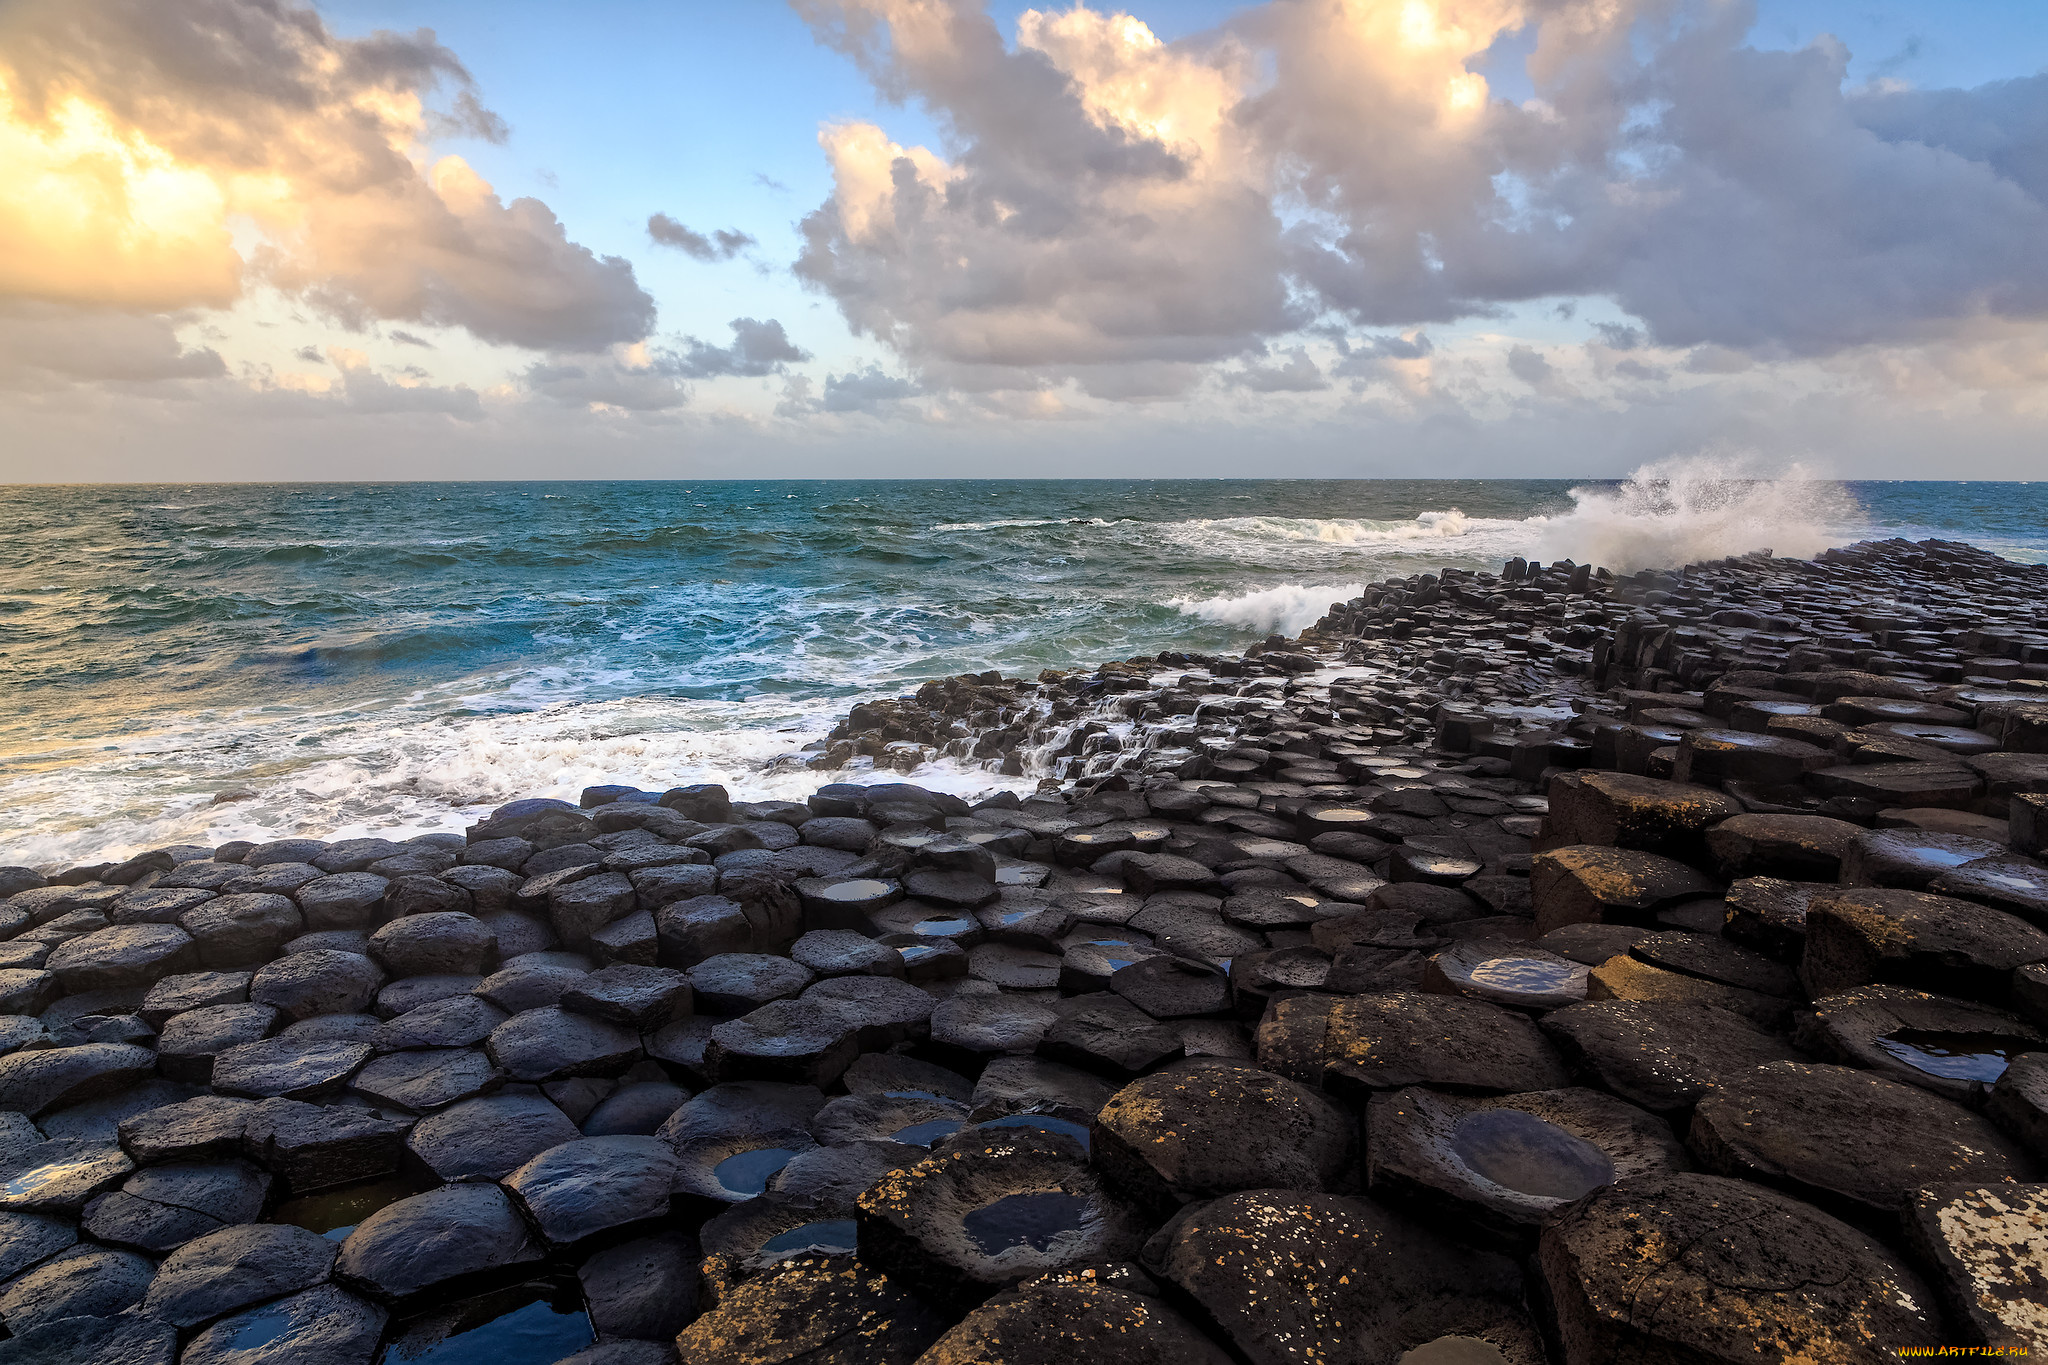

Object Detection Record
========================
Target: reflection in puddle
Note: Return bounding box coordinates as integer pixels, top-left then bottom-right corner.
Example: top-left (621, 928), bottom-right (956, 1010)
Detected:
top-left (714, 1147), bottom-right (799, 1198)
top-left (1876, 1029), bottom-right (2039, 1083)
top-left (757, 1219), bottom-right (858, 1260)
top-left (1450, 1109), bottom-right (1614, 1201)
top-left (821, 879), bottom-right (895, 900)
top-left (273, 1176), bottom-right (423, 1241)
top-left (383, 1279), bottom-right (592, 1363)
top-left (1468, 957), bottom-right (1584, 993)
top-left (890, 1118), bottom-right (964, 1148)
top-left (1399, 1335), bottom-right (1512, 1365)
top-left (961, 1191), bottom-right (1090, 1256)
top-left (220, 1303), bottom-right (296, 1352)
top-left (913, 919), bottom-right (974, 936)
top-left (975, 1115), bottom-right (1090, 1152)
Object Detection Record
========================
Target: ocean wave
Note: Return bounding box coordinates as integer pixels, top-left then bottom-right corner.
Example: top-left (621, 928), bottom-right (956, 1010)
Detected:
top-left (1173, 508), bottom-right (1531, 545)
top-left (1534, 453), bottom-right (1863, 573)
top-left (1168, 582), bottom-right (1365, 634)
top-left (929, 517), bottom-right (1119, 532)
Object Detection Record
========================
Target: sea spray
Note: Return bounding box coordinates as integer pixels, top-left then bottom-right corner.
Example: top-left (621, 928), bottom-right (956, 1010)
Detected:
top-left (1536, 454), bottom-right (1863, 573)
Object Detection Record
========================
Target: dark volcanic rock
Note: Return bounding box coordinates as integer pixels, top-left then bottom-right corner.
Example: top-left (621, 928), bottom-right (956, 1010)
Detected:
top-left (117, 1094), bottom-right (256, 1165)
top-left (142, 1220), bottom-right (338, 1327)
top-left (45, 923), bottom-right (197, 992)
top-left (0, 1042), bottom-right (155, 1117)
top-left (1258, 992), bottom-right (1568, 1098)
top-left (1689, 1060), bottom-right (2039, 1217)
top-left (576, 1229), bottom-right (701, 1341)
top-left (1093, 1063), bottom-right (1351, 1208)
top-left (1147, 1188), bottom-right (1542, 1365)
top-left (659, 1079), bottom-right (825, 1203)
top-left (376, 993), bottom-right (508, 1051)
top-left (368, 910), bottom-right (494, 978)
top-left (1903, 1182), bottom-right (2048, 1351)
top-left (334, 1181), bottom-right (544, 1302)
top-left (674, 1255), bottom-right (947, 1364)
top-left (1538, 999), bottom-right (1805, 1115)
top-left (918, 1280), bottom-right (1232, 1365)
top-left (248, 950), bottom-right (384, 1020)
top-left (243, 1097), bottom-right (412, 1194)
top-left (707, 998), bottom-right (859, 1088)
top-left (486, 1006), bottom-right (641, 1082)
top-left (83, 1157), bottom-right (269, 1253)
top-left (1539, 1171), bottom-right (1940, 1361)
top-left (0, 1243), bottom-right (156, 1334)
top-left (405, 1091), bottom-right (579, 1182)
top-left (1793, 984), bottom-right (2045, 1103)
top-left (210, 1037), bottom-right (373, 1101)
top-left (501, 1134), bottom-right (676, 1248)
top-left (0, 1312), bottom-right (177, 1365)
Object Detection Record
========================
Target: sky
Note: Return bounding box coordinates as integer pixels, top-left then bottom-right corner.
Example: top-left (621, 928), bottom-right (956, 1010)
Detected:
top-left (4, 0), bottom-right (2048, 480)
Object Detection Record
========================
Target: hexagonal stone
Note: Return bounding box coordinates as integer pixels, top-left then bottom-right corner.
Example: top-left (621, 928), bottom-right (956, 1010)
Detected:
top-left (0, 1042), bottom-right (155, 1117)
top-left (374, 973), bottom-right (481, 1019)
top-left (0, 1242), bottom-right (156, 1335)
top-left (117, 1094), bottom-right (257, 1165)
top-left (1691, 1060), bottom-right (2040, 1217)
top-left (486, 1006), bottom-right (641, 1082)
top-left (1540, 1171), bottom-right (1941, 1361)
top-left (686, 953), bottom-right (815, 1014)
top-left (180, 1281), bottom-right (388, 1365)
top-left (405, 1091), bottom-right (579, 1182)
top-left (0, 1209), bottom-right (76, 1281)
top-left (1793, 984), bottom-right (2045, 1103)
top-left (1530, 847), bottom-right (1719, 936)
top-left (375, 993), bottom-right (508, 1051)
top-left (560, 964), bottom-right (692, 1029)
top-left (0, 1312), bottom-right (176, 1365)
top-left (296, 873), bottom-right (391, 930)
top-left (659, 1080), bottom-right (824, 1203)
top-left (675, 1256), bottom-right (946, 1365)
top-left (1259, 992), bottom-right (1568, 1099)
top-left (1038, 994), bottom-right (1182, 1080)
top-left (917, 1280), bottom-right (1233, 1365)
top-left (1423, 938), bottom-right (1588, 1012)
top-left (351, 1047), bottom-right (499, 1113)
top-left (0, 1138), bottom-right (133, 1212)
top-left (82, 1158), bottom-right (269, 1253)
top-left (801, 975), bottom-right (935, 1050)
top-left (549, 871), bottom-right (637, 945)
top-left (1149, 1187), bottom-right (1542, 1364)
top-left (243, 1097), bottom-right (411, 1195)
top-left (707, 999), bottom-right (858, 1088)
top-left (334, 1182), bottom-right (543, 1303)
top-left (0, 968), bottom-right (58, 1016)
top-left (1094, 1063), bottom-right (1351, 1210)
top-left (138, 970), bottom-right (251, 1028)
top-left (476, 951), bottom-right (591, 1012)
top-left (1537, 998), bottom-right (1804, 1116)
top-left (1367, 1085), bottom-right (1687, 1242)
top-left (180, 893), bottom-right (304, 969)
top-left (157, 1001), bottom-right (280, 1083)
top-left (858, 1129), bottom-right (1146, 1310)
top-left (368, 911), bottom-right (495, 978)
top-left (249, 950), bottom-right (385, 1020)
top-left (1541, 773), bottom-right (1741, 859)
top-left (44, 923), bottom-right (197, 992)
top-left (501, 1134), bottom-right (676, 1249)
top-left (212, 1038), bottom-right (373, 1101)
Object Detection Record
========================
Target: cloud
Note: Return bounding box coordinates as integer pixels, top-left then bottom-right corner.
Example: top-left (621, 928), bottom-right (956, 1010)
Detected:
top-left (1228, 347), bottom-right (1328, 392)
top-left (523, 343), bottom-right (689, 411)
top-left (788, 0), bottom-right (2048, 396)
top-left (0, 301), bottom-right (225, 389)
top-left (1507, 345), bottom-right (1554, 386)
top-left (0, 0), bottom-right (653, 351)
top-left (294, 345), bottom-right (325, 365)
top-left (676, 317), bottom-right (810, 378)
top-left (646, 214), bottom-right (758, 261)
top-left (389, 330), bottom-right (434, 348)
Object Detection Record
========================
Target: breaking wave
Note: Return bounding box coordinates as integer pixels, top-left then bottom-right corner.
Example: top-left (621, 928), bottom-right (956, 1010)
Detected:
top-left (1170, 582), bottom-right (1366, 634)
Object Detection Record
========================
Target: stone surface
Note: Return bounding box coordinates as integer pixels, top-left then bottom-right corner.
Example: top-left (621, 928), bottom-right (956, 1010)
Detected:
top-left (502, 1133), bottom-right (676, 1248)
top-left (1538, 999), bottom-right (1804, 1115)
top-left (405, 1091), bottom-right (579, 1182)
top-left (141, 1220), bottom-right (338, 1328)
top-left (0, 1042), bottom-right (155, 1117)
top-left (1093, 1063), bottom-right (1351, 1209)
top-left (917, 1281), bottom-right (1233, 1365)
top-left (0, 1243), bottom-right (155, 1334)
top-left (1539, 1172), bottom-right (1941, 1362)
top-left (1259, 992), bottom-right (1568, 1098)
top-left (486, 1006), bottom-right (641, 1082)
top-left (178, 1281), bottom-right (388, 1365)
top-left (674, 1256), bottom-right (947, 1364)
top-left (211, 1037), bottom-right (373, 1100)
top-left (334, 1181), bottom-right (544, 1302)
top-left (248, 950), bottom-right (384, 1020)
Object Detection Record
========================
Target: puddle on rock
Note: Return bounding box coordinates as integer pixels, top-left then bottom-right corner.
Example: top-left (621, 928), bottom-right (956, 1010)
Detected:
top-left (961, 1191), bottom-right (1091, 1256)
top-left (1449, 1108), bottom-right (1615, 1200)
top-left (217, 1302), bottom-right (298, 1353)
top-left (273, 1176), bottom-right (424, 1241)
top-left (714, 1147), bottom-right (799, 1199)
top-left (913, 917), bottom-right (975, 937)
top-left (974, 1116), bottom-right (1090, 1152)
top-left (820, 880), bottom-right (895, 902)
top-left (1876, 1029), bottom-right (2040, 1083)
top-left (1468, 957), bottom-right (1584, 993)
top-left (891, 1118), bottom-right (964, 1148)
top-left (382, 1278), bottom-right (592, 1363)
top-left (756, 1218), bottom-right (858, 1260)
top-left (1399, 1336), bottom-right (1512, 1365)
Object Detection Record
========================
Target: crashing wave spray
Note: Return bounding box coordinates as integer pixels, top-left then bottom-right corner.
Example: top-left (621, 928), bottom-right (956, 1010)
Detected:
top-left (1535, 453), bottom-right (1862, 574)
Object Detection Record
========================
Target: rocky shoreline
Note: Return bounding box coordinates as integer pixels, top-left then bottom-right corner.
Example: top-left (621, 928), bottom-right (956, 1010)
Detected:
top-left (0, 536), bottom-right (2045, 1363)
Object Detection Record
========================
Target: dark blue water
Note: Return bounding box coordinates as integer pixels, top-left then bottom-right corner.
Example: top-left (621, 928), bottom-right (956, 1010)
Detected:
top-left (1, 476), bottom-right (2040, 866)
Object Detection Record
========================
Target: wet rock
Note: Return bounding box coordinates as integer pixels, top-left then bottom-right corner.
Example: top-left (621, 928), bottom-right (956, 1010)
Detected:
top-left (0, 1042), bottom-right (155, 1117)
top-left (375, 993), bottom-right (507, 1051)
top-left (576, 1229), bottom-right (700, 1341)
top-left (0, 1209), bottom-right (75, 1281)
top-left (212, 1038), bottom-right (373, 1101)
top-left (550, 870), bottom-right (638, 946)
top-left (374, 973), bottom-right (480, 1018)
top-left (181, 893), bottom-right (304, 969)
top-left (659, 1080), bottom-right (824, 1203)
top-left (116, 1094), bottom-right (255, 1165)
top-left (1423, 938), bottom-right (1588, 1012)
top-left (1538, 999), bottom-right (1804, 1116)
top-left (1540, 772), bottom-right (1740, 859)
top-left (929, 993), bottom-right (1061, 1067)
top-left (1147, 1188), bottom-right (1541, 1365)
top-left (1721, 875), bottom-right (1824, 958)
top-left (1795, 984), bottom-right (2045, 1102)
top-left (296, 873), bottom-right (390, 931)
top-left (673, 1256), bottom-right (946, 1364)
top-left (1530, 847), bottom-right (1718, 935)
top-left (1988, 1052), bottom-right (2048, 1157)
top-left (487, 1006), bottom-right (641, 1082)
top-left (0, 1138), bottom-right (133, 1212)
top-left (352, 1046), bottom-right (499, 1112)
top-left (367, 910), bottom-right (494, 979)
top-left (810, 1090), bottom-right (967, 1150)
top-left (157, 1001), bottom-right (279, 1082)
top-left (45, 922), bottom-right (199, 993)
top-left (335, 1182), bottom-right (544, 1303)
top-left (405, 1090), bottom-right (578, 1183)
top-left (248, 950), bottom-right (384, 1020)
top-left (707, 999), bottom-right (859, 1088)
top-left (1039, 994), bottom-right (1183, 1079)
top-left (243, 1097), bottom-right (412, 1194)
top-left (687, 953), bottom-right (815, 1014)
top-left (1584, 954), bottom-right (1791, 1030)
top-left (1537, 923), bottom-right (1655, 966)
top-left (917, 1280), bottom-right (1233, 1365)
top-left (502, 1133), bottom-right (675, 1249)
top-left (138, 969), bottom-right (250, 1028)
top-left (1933, 857), bottom-right (2048, 925)
top-left (844, 1051), bottom-right (973, 1101)
top-left (790, 928), bottom-right (902, 979)
top-left (1259, 992), bottom-right (1567, 1098)
top-left (561, 963), bottom-right (692, 1029)
top-left (1689, 1060), bottom-right (2039, 1218)
top-left (0, 1243), bottom-right (155, 1334)
top-left (1538, 1171), bottom-right (1940, 1362)
top-left (476, 950), bottom-right (591, 1012)
top-left (582, 1079), bottom-right (690, 1136)
top-left (858, 1129), bottom-right (1146, 1309)
top-left (801, 975), bottom-right (935, 1049)
top-left (1109, 955), bottom-right (1230, 1018)
top-left (1094, 1063), bottom-right (1350, 1210)
top-left (223, 862), bottom-right (326, 898)
top-left (0, 1312), bottom-right (176, 1365)
top-left (1903, 1182), bottom-right (2048, 1350)
top-left (1627, 930), bottom-right (1800, 998)
top-left (1704, 812), bottom-right (1862, 880)
top-left (1804, 888), bottom-right (2048, 1004)
top-left (383, 875), bottom-right (471, 919)
top-left (82, 1157), bottom-right (268, 1252)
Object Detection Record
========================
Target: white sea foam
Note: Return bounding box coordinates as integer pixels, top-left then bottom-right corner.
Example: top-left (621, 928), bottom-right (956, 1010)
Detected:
top-left (1536, 453), bottom-right (1862, 573)
top-left (1170, 582), bottom-right (1366, 634)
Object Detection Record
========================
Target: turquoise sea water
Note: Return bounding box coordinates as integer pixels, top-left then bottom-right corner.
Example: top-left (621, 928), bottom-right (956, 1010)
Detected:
top-left (1, 476), bottom-right (2042, 866)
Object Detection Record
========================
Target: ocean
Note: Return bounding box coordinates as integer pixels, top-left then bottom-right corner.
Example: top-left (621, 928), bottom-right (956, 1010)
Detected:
top-left (4, 473), bottom-right (2044, 869)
